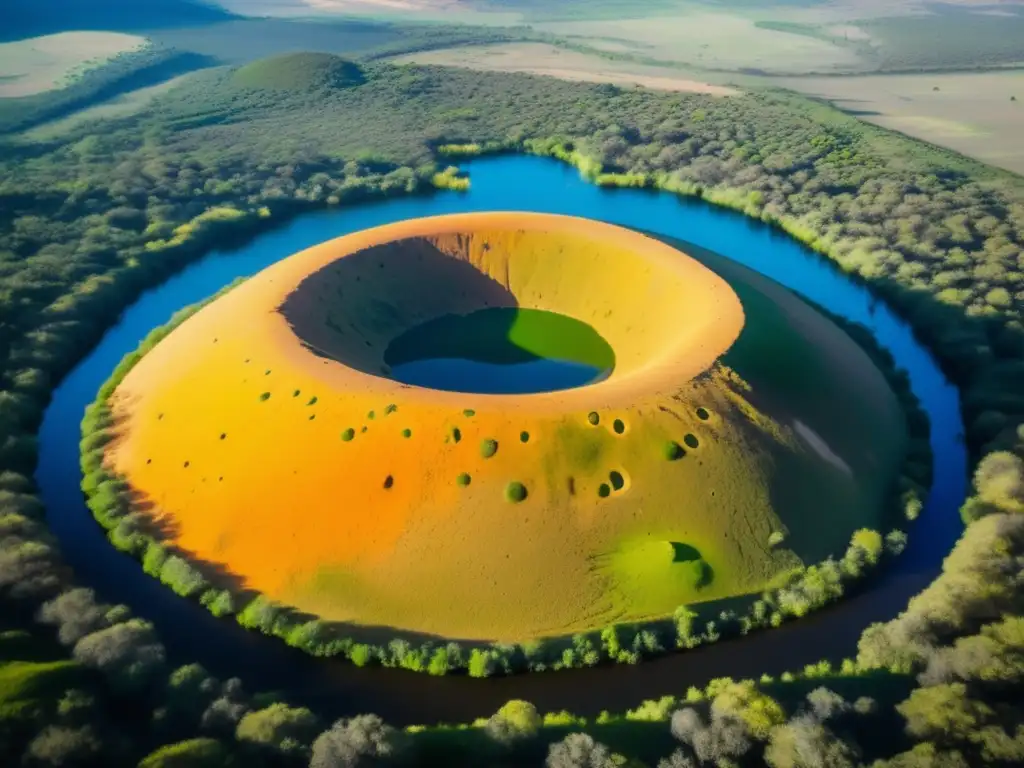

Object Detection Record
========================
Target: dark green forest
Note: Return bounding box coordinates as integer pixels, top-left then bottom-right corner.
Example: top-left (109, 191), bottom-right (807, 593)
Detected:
top-left (1, 53), bottom-right (1023, 766)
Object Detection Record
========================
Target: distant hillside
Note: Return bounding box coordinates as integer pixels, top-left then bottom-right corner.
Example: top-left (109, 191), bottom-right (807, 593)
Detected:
top-left (2, 0), bottom-right (236, 42)
top-left (232, 52), bottom-right (365, 90)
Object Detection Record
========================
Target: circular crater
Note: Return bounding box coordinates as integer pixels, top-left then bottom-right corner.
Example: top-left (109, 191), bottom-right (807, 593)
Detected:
top-left (102, 212), bottom-right (908, 643)
top-left (384, 307), bottom-right (615, 395)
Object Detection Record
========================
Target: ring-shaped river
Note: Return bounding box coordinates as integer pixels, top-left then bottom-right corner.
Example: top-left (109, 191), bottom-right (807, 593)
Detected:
top-left (37, 156), bottom-right (966, 724)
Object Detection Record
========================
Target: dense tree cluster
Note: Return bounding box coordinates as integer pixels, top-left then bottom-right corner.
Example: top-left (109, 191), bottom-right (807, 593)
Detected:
top-left (1, 56), bottom-right (1023, 765)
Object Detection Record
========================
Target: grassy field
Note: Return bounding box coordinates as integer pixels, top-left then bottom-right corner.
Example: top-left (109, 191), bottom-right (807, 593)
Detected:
top-left (776, 70), bottom-right (1024, 175)
top-left (392, 42), bottom-right (740, 94)
top-left (534, 12), bottom-right (865, 75)
top-left (0, 31), bottom-right (148, 97)
top-left (101, 211), bottom-right (904, 643)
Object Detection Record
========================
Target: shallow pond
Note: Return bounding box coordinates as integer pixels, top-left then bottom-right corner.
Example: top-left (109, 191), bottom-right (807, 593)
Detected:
top-left (385, 307), bottom-right (614, 394)
top-left (36, 155), bottom-right (966, 725)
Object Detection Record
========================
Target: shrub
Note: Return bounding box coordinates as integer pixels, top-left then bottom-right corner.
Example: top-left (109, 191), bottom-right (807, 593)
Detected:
top-left (485, 700), bottom-right (541, 744)
top-left (73, 619), bottom-right (166, 692)
top-left (505, 482), bottom-right (528, 503)
top-left (25, 725), bottom-right (102, 767)
top-left (546, 733), bottom-right (617, 768)
top-left (159, 555), bottom-right (208, 598)
top-left (138, 738), bottom-right (228, 768)
top-left (236, 703), bottom-right (319, 759)
top-left (310, 714), bottom-right (406, 768)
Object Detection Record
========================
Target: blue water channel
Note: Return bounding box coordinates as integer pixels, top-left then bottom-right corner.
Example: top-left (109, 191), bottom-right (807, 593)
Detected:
top-left (36, 156), bottom-right (967, 724)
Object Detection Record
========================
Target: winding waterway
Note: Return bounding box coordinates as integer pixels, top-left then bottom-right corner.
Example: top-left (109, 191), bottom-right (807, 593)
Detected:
top-left (36, 156), bottom-right (966, 725)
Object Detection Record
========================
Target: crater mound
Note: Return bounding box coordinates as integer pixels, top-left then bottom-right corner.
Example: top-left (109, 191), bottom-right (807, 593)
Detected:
top-left (101, 213), bottom-right (907, 642)
top-left (232, 53), bottom-right (365, 92)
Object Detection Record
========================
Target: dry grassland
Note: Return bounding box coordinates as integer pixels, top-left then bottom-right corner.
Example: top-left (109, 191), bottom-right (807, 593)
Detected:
top-left (0, 32), bottom-right (148, 98)
top-left (777, 71), bottom-right (1024, 175)
top-left (392, 43), bottom-right (740, 95)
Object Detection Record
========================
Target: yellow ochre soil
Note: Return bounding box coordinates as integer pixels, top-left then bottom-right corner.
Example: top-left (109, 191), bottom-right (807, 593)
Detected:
top-left (105, 212), bottom-right (906, 642)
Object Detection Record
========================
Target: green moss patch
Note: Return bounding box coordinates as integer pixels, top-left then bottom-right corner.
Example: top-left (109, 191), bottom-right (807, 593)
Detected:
top-left (604, 539), bottom-right (715, 614)
top-left (505, 482), bottom-right (528, 503)
top-left (663, 441), bottom-right (685, 461)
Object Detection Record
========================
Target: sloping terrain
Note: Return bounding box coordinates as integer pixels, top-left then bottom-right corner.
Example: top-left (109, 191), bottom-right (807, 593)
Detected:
top-left (102, 213), bottom-right (906, 642)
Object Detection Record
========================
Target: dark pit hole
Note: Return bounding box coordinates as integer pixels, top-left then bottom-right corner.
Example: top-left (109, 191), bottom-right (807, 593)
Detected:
top-left (609, 471), bottom-right (625, 491)
top-left (684, 434), bottom-right (700, 449)
top-left (383, 475), bottom-right (394, 490)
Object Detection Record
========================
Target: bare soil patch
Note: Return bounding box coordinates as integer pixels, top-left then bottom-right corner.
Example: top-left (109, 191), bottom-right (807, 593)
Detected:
top-left (392, 43), bottom-right (740, 95)
top-left (0, 32), bottom-right (148, 98)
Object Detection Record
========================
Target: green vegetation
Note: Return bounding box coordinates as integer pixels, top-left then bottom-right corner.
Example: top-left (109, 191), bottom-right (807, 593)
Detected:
top-left (2, 47), bottom-right (1022, 767)
top-left (231, 53), bottom-right (365, 92)
top-left (505, 482), bottom-right (529, 503)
